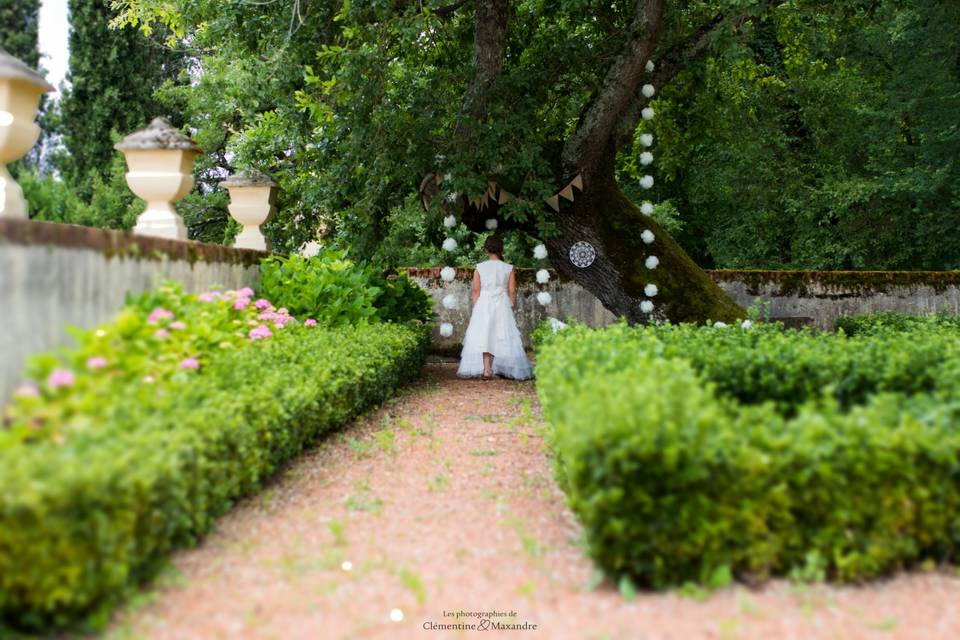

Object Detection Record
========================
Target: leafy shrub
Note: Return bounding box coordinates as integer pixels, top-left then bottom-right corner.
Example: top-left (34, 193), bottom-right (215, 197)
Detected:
top-left (536, 321), bottom-right (960, 587)
top-left (0, 296), bottom-right (429, 630)
top-left (258, 250), bottom-right (434, 325)
top-left (835, 311), bottom-right (960, 336)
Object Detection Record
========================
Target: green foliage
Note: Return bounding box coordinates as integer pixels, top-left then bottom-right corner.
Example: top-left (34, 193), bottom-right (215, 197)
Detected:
top-left (835, 311), bottom-right (960, 337)
top-left (536, 320), bottom-right (960, 587)
top-left (0, 0), bottom-right (40, 69)
top-left (258, 251), bottom-right (435, 326)
top-left (21, 155), bottom-right (143, 229)
top-left (0, 313), bottom-right (429, 630)
top-left (58, 0), bottom-right (185, 196)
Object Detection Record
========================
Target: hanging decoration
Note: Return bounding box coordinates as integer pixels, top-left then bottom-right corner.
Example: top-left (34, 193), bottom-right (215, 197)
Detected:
top-left (532, 243), bottom-right (552, 307)
top-left (569, 241), bottom-right (597, 268)
top-left (442, 237), bottom-right (458, 252)
top-left (639, 59), bottom-right (661, 318)
top-left (536, 269), bottom-right (550, 284)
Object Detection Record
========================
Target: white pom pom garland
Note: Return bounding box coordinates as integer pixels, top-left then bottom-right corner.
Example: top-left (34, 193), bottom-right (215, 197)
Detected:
top-left (442, 214), bottom-right (457, 228)
top-left (641, 229), bottom-right (655, 244)
top-left (640, 134), bottom-right (654, 147)
top-left (642, 84), bottom-right (656, 98)
top-left (485, 218), bottom-right (498, 230)
top-left (640, 175), bottom-right (654, 189)
top-left (644, 284), bottom-right (658, 297)
top-left (537, 291), bottom-right (552, 306)
top-left (640, 300), bottom-right (654, 314)
top-left (439, 322), bottom-right (454, 337)
top-left (640, 152), bottom-right (654, 166)
top-left (642, 107), bottom-right (655, 121)
top-left (645, 255), bottom-right (659, 269)
top-left (441, 294), bottom-right (458, 310)
top-left (440, 266), bottom-right (456, 282)
top-left (536, 269), bottom-right (550, 284)
top-left (641, 201), bottom-right (654, 216)
top-left (646, 60), bottom-right (655, 72)
top-left (533, 244), bottom-right (548, 260)
top-left (442, 237), bottom-right (458, 252)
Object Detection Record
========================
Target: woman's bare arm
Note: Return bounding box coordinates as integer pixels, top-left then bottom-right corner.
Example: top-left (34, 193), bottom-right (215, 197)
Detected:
top-left (472, 269), bottom-right (481, 307)
top-left (508, 269), bottom-right (517, 307)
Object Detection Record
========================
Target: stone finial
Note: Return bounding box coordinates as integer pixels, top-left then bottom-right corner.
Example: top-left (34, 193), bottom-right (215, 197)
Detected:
top-left (0, 49), bottom-right (53, 218)
top-left (114, 117), bottom-right (202, 152)
top-left (0, 47), bottom-right (55, 92)
top-left (220, 169), bottom-right (279, 251)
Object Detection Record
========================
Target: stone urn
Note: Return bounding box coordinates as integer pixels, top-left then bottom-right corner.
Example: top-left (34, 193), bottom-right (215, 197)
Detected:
top-left (0, 48), bottom-right (54, 218)
top-left (220, 170), bottom-right (278, 251)
top-left (115, 117), bottom-right (202, 240)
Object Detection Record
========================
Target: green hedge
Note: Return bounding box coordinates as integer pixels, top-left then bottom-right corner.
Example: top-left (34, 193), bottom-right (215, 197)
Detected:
top-left (535, 321), bottom-right (960, 588)
top-left (0, 322), bottom-right (428, 630)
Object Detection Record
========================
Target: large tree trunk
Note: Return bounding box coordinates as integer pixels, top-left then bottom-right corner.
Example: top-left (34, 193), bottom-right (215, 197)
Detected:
top-left (546, 173), bottom-right (744, 324)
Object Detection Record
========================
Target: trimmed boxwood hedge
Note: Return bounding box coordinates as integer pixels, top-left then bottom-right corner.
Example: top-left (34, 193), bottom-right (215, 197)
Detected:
top-left (0, 322), bottom-right (429, 631)
top-left (535, 321), bottom-right (960, 588)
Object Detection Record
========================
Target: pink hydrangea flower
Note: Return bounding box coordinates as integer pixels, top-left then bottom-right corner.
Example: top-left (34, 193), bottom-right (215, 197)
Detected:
top-left (257, 311), bottom-right (276, 321)
top-left (233, 297), bottom-right (251, 310)
top-left (198, 291), bottom-right (221, 303)
top-left (304, 318), bottom-right (317, 327)
top-left (276, 307), bottom-right (289, 316)
top-left (179, 357), bottom-right (200, 370)
top-left (85, 356), bottom-right (108, 370)
top-left (155, 329), bottom-right (170, 339)
top-left (237, 287), bottom-right (255, 298)
top-left (14, 383), bottom-right (39, 398)
top-left (147, 307), bottom-right (175, 324)
top-left (254, 299), bottom-right (273, 310)
top-left (47, 369), bottom-right (75, 389)
top-left (273, 315), bottom-right (294, 328)
top-left (249, 324), bottom-right (273, 340)
top-left (170, 321), bottom-right (186, 331)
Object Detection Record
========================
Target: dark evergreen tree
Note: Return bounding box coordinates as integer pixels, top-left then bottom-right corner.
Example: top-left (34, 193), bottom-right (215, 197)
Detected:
top-left (58, 0), bottom-right (183, 196)
top-left (0, 0), bottom-right (40, 69)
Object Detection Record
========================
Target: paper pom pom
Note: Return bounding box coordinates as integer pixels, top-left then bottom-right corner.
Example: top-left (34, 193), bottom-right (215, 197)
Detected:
top-left (644, 284), bottom-right (658, 297)
top-left (536, 269), bottom-right (551, 284)
top-left (646, 60), bottom-right (656, 72)
top-left (442, 237), bottom-right (458, 252)
top-left (641, 201), bottom-right (654, 216)
top-left (645, 255), bottom-right (659, 269)
top-left (640, 152), bottom-right (654, 166)
top-left (640, 300), bottom-right (655, 314)
top-left (741, 319), bottom-right (753, 330)
top-left (439, 322), bottom-right (454, 337)
top-left (440, 266), bottom-right (456, 282)
top-left (642, 84), bottom-right (656, 98)
top-left (640, 175), bottom-right (654, 189)
top-left (549, 317), bottom-right (568, 332)
top-left (533, 244), bottom-right (548, 260)
top-left (537, 291), bottom-right (552, 306)
top-left (641, 229), bottom-right (655, 244)
top-left (441, 294), bottom-right (458, 310)
top-left (443, 214), bottom-right (457, 228)
top-left (642, 107), bottom-right (655, 121)
top-left (640, 133), bottom-right (654, 147)
top-left (485, 218), bottom-right (498, 230)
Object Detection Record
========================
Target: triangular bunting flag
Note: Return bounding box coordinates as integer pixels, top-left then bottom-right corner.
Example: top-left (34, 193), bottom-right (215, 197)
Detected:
top-left (559, 185), bottom-right (575, 202)
top-left (546, 195), bottom-right (560, 212)
top-left (571, 173), bottom-right (583, 190)
top-left (435, 174), bottom-right (443, 186)
top-left (498, 190), bottom-right (510, 205)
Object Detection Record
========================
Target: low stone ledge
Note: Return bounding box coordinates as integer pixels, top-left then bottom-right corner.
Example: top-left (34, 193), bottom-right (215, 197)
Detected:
top-left (0, 218), bottom-right (268, 266)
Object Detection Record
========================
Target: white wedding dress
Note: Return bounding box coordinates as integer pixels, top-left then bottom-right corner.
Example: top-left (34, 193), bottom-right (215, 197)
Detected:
top-left (457, 260), bottom-right (534, 380)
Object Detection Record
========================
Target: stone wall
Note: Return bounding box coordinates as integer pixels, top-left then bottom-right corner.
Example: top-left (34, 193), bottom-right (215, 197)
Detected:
top-left (0, 219), bottom-right (265, 403)
top-left (407, 267), bottom-right (960, 352)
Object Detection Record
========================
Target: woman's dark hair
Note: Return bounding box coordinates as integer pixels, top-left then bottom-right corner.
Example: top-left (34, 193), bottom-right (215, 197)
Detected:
top-left (483, 235), bottom-right (504, 259)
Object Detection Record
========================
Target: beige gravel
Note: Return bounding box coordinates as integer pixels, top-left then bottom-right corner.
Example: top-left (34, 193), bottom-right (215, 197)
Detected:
top-left (105, 363), bottom-right (960, 640)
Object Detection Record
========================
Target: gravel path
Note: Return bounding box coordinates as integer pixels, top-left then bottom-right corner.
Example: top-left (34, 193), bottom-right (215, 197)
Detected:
top-left (107, 363), bottom-right (960, 640)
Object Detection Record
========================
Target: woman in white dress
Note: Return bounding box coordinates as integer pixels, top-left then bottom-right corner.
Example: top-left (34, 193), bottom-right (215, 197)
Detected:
top-left (457, 236), bottom-right (534, 380)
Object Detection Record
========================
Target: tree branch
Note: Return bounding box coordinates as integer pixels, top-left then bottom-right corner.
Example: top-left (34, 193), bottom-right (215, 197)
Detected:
top-left (613, 12), bottom-right (728, 149)
top-left (560, 0), bottom-right (666, 180)
top-left (454, 0), bottom-right (509, 144)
